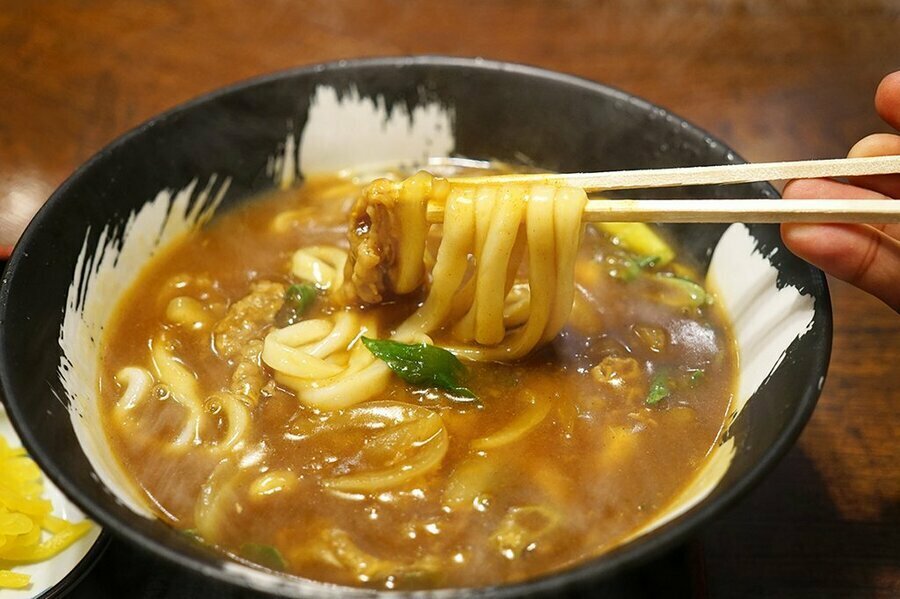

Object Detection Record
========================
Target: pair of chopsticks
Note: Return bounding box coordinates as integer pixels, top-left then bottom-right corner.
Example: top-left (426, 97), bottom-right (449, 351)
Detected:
top-left (429, 156), bottom-right (900, 223)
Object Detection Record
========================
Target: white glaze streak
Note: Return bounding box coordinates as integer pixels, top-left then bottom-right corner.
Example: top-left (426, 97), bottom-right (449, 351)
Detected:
top-left (59, 177), bottom-right (229, 518)
top-left (297, 85), bottom-right (455, 177)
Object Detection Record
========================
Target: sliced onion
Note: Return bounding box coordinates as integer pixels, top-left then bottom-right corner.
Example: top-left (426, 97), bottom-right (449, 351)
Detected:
top-left (443, 453), bottom-right (500, 509)
top-left (284, 401), bottom-right (448, 493)
top-left (324, 426), bottom-right (447, 493)
top-left (298, 528), bottom-right (441, 584)
top-left (491, 505), bottom-right (561, 558)
top-left (471, 391), bottom-right (550, 450)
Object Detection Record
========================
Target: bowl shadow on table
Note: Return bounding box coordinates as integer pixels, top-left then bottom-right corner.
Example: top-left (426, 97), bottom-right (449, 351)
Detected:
top-left (701, 445), bottom-right (899, 598)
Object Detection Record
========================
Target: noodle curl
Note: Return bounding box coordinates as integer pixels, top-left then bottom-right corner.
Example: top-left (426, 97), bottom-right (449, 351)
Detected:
top-left (263, 312), bottom-right (391, 410)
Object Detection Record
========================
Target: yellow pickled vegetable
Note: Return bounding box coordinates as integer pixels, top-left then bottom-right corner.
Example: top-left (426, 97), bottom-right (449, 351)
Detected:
top-left (0, 433), bottom-right (93, 589)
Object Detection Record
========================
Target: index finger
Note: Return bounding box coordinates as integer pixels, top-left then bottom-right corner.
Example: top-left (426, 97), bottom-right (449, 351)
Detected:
top-left (847, 133), bottom-right (900, 198)
top-left (875, 71), bottom-right (900, 131)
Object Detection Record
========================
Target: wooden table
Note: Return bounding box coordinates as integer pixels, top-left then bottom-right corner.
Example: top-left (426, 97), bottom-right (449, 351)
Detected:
top-left (1, 1), bottom-right (897, 596)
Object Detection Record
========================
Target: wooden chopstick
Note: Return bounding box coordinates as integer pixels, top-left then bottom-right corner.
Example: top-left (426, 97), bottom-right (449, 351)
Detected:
top-left (446, 155), bottom-right (900, 192)
top-left (581, 198), bottom-right (899, 223)
top-left (425, 199), bottom-right (900, 224)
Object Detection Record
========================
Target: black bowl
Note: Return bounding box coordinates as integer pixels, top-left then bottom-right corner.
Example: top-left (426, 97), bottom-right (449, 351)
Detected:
top-left (0, 57), bottom-right (831, 597)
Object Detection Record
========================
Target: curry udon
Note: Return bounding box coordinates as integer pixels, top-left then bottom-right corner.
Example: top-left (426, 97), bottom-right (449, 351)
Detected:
top-left (99, 163), bottom-right (736, 589)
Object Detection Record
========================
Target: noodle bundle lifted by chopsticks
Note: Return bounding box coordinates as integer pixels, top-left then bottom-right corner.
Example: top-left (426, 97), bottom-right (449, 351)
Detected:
top-left (342, 172), bottom-right (588, 361)
top-left (255, 171), bottom-right (587, 412)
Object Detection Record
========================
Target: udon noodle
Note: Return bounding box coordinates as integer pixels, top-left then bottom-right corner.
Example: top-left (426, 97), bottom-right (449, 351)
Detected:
top-left (99, 162), bottom-right (737, 589)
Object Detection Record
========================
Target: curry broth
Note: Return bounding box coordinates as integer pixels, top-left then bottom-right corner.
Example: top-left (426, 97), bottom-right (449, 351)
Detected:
top-left (99, 170), bottom-right (736, 589)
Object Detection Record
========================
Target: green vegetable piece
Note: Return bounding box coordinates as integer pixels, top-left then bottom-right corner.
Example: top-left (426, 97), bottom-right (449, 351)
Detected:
top-left (636, 255), bottom-right (660, 269)
top-left (654, 273), bottom-right (709, 309)
top-left (275, 283), bottom-right (317, 328)
top-left (689, 369), bottom-right (705, 388)
top-left (286, 283), bottom-right (317, 314)
top-left (180, 528), bottom-right (201, 542)
top-left (618, 254), bottom-right (660, 281)
top-left (646, 373), bottom-right (671, 405)
top-left (594, 222), bottom-right (675, 266)
top-left (240, 543), bottom-right (287, 571)
top-left (621, 256), bottom-right (641, 281)
top-left (362, 337), bottom-right (476, 398)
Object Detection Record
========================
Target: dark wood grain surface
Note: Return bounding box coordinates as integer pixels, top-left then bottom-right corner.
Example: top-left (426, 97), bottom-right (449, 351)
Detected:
top-left (1, 1), bottom-right (898, 597)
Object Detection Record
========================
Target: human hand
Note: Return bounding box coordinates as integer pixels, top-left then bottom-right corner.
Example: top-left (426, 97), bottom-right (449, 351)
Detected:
top-left (781, 71), bottom-right (900, 311)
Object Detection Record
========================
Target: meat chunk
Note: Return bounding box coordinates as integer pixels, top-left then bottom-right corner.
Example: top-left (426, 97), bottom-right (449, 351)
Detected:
top-left (213, 281), bottom-right (285, 360)
top-left (340, 178), bottom-right (399, 305)
top-left (228, 339), bottom-right (269, 406)
top-left (590, 355), bottom-right (646, 405)
top-left (339, 172), bottom-right (442, 305)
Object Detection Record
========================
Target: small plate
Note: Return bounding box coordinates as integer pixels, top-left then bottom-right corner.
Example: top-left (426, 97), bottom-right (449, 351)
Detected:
top-left (0, 406), bottom-right (105, 599)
